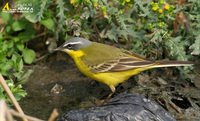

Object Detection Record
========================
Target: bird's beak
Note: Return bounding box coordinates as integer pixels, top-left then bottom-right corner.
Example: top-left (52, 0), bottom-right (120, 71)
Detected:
top-left (53, 47), bottom-right (70, 53)
top-left (53, 47), bottom-right (62, 51)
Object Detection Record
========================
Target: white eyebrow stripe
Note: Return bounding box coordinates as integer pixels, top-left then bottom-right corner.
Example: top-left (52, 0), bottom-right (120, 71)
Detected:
top-left (63, 42), bottom-right (82, 47)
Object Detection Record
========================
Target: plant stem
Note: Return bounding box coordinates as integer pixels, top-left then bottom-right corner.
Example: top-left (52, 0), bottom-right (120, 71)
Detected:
top-left (33, 52), bottom-right (52, 63)
top-left (0, 74), bottom-right (27, 121)
top-left (92, 19), bottom-right (101, 39)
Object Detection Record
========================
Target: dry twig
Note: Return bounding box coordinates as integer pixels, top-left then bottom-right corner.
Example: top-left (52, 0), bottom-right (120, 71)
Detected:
top-left (0, 73), bottom-right (28, 121)
top-left (48, 109), bottom-right (59, 121)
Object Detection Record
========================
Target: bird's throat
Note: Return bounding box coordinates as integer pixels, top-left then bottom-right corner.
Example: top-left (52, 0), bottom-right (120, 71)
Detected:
top-left (66, 50), bottom-right (84, 59)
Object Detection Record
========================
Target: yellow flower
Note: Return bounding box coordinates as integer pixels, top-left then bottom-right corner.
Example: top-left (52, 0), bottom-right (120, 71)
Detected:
top-left (150, 2), bottom-right (154, 5)
top-left (70, 0), bottom-right (75, 4)
top-left (103, 12), bottom-right (107, 16)
top-left (152, 7), bottom-right (158, 11)
top-left (94, 3), bottom-right (97, 7)
top-left (126, 0), bottom-right (131, 2)
top-left (158, 9), bottom-right (163, 13)
top-left (164, 5), bottom-right (170, 10)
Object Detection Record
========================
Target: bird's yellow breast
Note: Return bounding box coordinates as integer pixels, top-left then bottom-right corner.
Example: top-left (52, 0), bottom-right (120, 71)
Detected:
top-left (65, 49), bottom-right (143, 88)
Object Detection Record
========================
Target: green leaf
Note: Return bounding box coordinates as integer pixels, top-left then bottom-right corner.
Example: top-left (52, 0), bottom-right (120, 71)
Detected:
top-left (134, 0), bottom-right (151, 17)
top-left (7, 40), bottom-right (14, 48)
top-left (0, 63), bottom-right (12, 76)
top-left (7, 59), bottom-right (14, 67)
top-left (13, 90), bottom-right (27, 101)
top-left (18, 69), bottom-right (34, 83)
top-left (7, 48), bottom-right (15, 57)
top-left (0, 11), bottom-right (13, 24)
top-left (165, 36), bottom-right (190, 61)
top-left (0, 53), bottom-right (6, 63)
top-left (13, 72), bottom-right (23, 79)
top-left (2, 41), bottom-right (8, 51)
top-left (189, 35), bottom-right (200, 55)
top-left (11, 53), bottom-right (18, 62)
top-left (102, 26), bottom-right (118, 42)
top-left (14, 37), bottom-right (20, 42)
top-left (12, 18), bottom-right (29, 31)
top-left (22, 49), bottom-right (36, 64)
top-left (11, 53), bottom-right (21, 70)
top-left (6, 26), bottom-right (12, 33)
top-left (15, 0), bottom-right (50, 23)
top-left (56, 0), bottom-right (67, 31)
top-left (11, 84), bottom-right (27, 101)
top-left (40, 18), bottom-right (55, 31)
top-left (18, 29), bottom-right (36, 42)
top-left (18, 58), bottom-right (23, 72)
top-left (16, 42), bottom-right (24, 51)
top-left (0, 33), bottom-right (3, 41)
top-left (0, 69), bottom-right (10, 76)
top-left (0, 93), bottom-right (5, 99)
top-left (0, 63), bottom-right (12, 71)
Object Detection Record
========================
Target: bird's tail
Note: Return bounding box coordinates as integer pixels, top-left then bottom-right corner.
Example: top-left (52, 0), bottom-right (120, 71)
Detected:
top-left (153, 61), bottom-right (194, 68)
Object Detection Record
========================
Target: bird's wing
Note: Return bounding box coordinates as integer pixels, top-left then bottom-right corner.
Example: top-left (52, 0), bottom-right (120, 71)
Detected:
top-left (81, 45), bottom-right (156, 73)
top-left (90, 55), bottom-right (155, 73)
top-left (120, 49), bottom-right (151, 61)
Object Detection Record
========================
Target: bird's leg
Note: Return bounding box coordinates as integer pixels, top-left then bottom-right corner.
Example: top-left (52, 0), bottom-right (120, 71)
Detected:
top-left (103, 85), bottom-right (116, 104)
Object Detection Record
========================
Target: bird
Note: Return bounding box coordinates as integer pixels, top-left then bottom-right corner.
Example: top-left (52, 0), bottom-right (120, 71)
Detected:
top-left (54, 37), bottom-right (194, 100)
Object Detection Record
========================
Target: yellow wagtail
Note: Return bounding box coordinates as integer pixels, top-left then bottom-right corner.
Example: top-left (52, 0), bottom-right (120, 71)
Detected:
top-left (54, 37), bottom-right (194, 99)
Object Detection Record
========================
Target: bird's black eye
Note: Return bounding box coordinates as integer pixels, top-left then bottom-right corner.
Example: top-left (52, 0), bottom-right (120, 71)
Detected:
top-left (63, 44), bottom-right (73, 49)
top-left (67, 44), bottom-right (72, 48)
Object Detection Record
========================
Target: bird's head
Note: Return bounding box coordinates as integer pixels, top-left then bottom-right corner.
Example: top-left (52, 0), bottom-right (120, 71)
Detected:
top-left (54, 37), bottom-right (92, 56)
